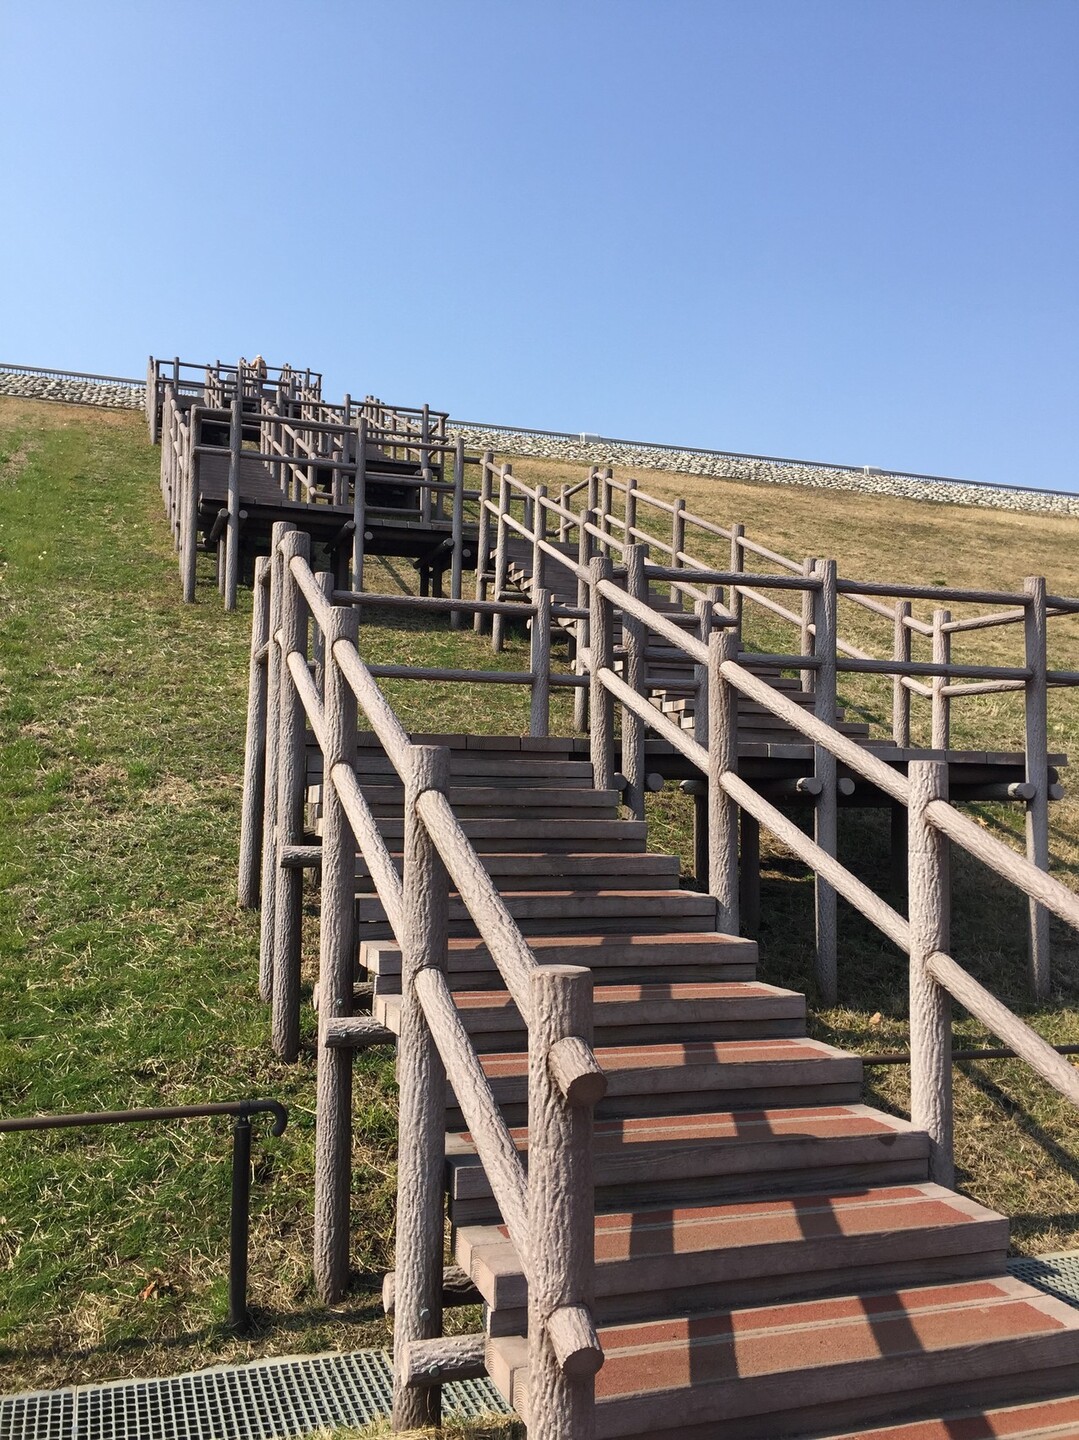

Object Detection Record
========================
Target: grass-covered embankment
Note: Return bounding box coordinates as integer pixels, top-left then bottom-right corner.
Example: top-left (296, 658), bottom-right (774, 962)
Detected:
top-left (3, 396), bottom-right (1079, 1401)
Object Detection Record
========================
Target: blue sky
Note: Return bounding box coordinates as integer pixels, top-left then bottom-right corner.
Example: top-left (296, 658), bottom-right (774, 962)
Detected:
top-left (1, 1), bottom-right (1076, 487)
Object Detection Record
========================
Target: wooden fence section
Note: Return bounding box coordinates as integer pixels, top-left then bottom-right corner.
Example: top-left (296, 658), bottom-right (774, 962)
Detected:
top-left (249, 525), bottom-right (604, 1434)
top-left (148, 357), bottom-right (472, 611)
top-left (472, 462), bottom-right (1078, 1000)
top-left (237, 522), bottom-right (1079, 1437)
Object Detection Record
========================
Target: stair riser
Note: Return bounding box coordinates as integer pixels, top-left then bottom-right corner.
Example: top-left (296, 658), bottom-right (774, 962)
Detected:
top-left (451, 1081), bottom-right (863, 1129)
top-left (442, 1017), bottom-right (806, 1055)
top-left (373, 965), bottom-right (758, 997)
top-left (362, 935), bottom-right (759, 977)
top-left (466, 1225), bottom-right (1008, 1320)
top-left (484, 1250), bottom-right (1009, 1339)
top-left (355, 869), bottom-right (683, 895)
top-left (357, 894), bottom-right (715, 923)
top-left (449, 1155), bottom-right (931, 1227)
top-left (360, 915), bottom-right (721, 940)
top-left (587, 1362), bottom-right (1079, 1440)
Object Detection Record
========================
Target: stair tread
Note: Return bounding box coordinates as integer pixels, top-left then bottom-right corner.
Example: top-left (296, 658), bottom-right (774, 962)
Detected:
top-left (362, 929), bottom-right (759, 975)
top-left (812, 1392), bottom-right (1079, 1438)
top-left (478, 1035), bottom-right (854, 1080)
top-left (490, 1277), bottom-right (1079, 1437)
top-left (377, 981), bottom-right (804, 1039)
top-left (446, 1103), bottom-right (929, 1197)
top-left (458, 1182), bottom-right (1007, 1304)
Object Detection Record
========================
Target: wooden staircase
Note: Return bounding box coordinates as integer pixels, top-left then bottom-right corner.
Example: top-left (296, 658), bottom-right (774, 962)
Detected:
top-left (502, 536), bottom-right (876, 753)
top-left (336, 732), bottom-right (1079, 1439)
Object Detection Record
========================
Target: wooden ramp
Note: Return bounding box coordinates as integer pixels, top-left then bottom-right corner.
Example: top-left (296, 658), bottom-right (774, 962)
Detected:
top-left (325, 732), bottom-right (1079, 1439)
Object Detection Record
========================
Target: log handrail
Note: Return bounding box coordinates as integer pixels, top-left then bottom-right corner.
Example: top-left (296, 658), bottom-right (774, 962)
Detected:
top-left (259, 537), bottom-right (605, 1429)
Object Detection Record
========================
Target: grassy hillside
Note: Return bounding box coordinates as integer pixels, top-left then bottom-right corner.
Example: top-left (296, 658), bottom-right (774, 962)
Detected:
top-left (2, 398), bottom-right (1079, 1395)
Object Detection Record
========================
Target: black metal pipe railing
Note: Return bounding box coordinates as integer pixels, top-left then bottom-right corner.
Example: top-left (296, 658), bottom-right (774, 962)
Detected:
top-left (0, 1098), bottom-right (287, 1331)
top-left (862, 1044), bottom-right (1079, 1067)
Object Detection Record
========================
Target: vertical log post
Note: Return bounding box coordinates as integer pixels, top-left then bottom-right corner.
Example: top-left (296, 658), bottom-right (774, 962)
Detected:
top-left (693, 590), bottom-right (715, 750)
top-left (739, 810), bottom-right (761, 939)
top-left (622, 544), bottom-right (648, 820)
top-left (908, 759), bottom-right (953, 1187)
top-left (352, 417), bottom-right (367, 591)
top-left (271, 531), bottom-right (311, 1062)
top-left (313, 606), bottom-right (359, 1303)
top-left (532, 484), bottom-right (548, 592)
top-left (312, 571), bottom-right (334, 695)
top-left (602, 468), bottom-right (615, 555)
top-left (420, 404), bottom-right (433, 524)
top-left (932, 608), bottom-right (951, 752)
top-left (238, 557), bottom-right (272, 908)
top-left (450, 436), bottom-right (466, 629)
top-left (392, 746), bottom-right (450, 1432)
top-left (530, 589), bottom-right (552, 739)
top-left (573, 508), bottom-right (595, 732)
top-left (473, 450), bottom-right (494, 634)
top-left (586, 467), bottom-right (599, 520)
top-left (708, 628), bottom-right (739, 933)
top-left (589, 556), bottom-right (615, 792)
top-left (624, 479), bottom-right (638, 546)
top-left (181, 407), bottom-right (202, 604)
top-left (1024, 575), bottom-right (1050, 998)
top-left (527, 965), bottom-right (601, 1440)
top-left (893, 600), bottom-right (912, 746)
top-left (729, 523), bottom-right (745, 638)
top-left (800, 557), bottom-right (817, 694)
top-left (491, 465), bottom-right (512, 653)
top-left (813, 559), bottom-right (838, 1004)
top-left (259, 522), bottom-right (294, 1001)
top-left (670, 498), bottom-right (686, 608)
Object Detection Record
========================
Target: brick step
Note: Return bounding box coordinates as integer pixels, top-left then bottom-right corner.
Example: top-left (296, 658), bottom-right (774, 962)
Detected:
top-left (306, 751), bottom-right (596, 784)
top-left (325, 816), bottom-right (650, 851)
top-left (377, 978), bottom-right (797, 1055)
top-left (458, 1183), bottom-right (1008, 1333)
top-left (457, 1037), bottom-right (860, 1126)
top-left (348, 785), bottom-right (624, 819)
top-left (662, 692), bottom-right (817, 715)
top-left (487, 1277), bottom-right (1079, 1440)
top-left (668, 710), bottom-right (871, 740)
top-left (354, 731), bottom-right (587, 756)
top-left (445, 1102), bottom-right (928, 1225)
top-left (351, 851), bottom-right (683, 894)
top-left (358, 889), bottom-right (719, 941)
top-left (361, 930), bottom-right (759, 992)
top-left (812, 1392), bottom-right (1079, 1438)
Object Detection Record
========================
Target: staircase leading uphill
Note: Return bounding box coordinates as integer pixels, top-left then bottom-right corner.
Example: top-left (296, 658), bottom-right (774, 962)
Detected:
top-left (332, 733), bottom-right (1079, 1440)
top-left (502, 536), bottom-right (875, 753)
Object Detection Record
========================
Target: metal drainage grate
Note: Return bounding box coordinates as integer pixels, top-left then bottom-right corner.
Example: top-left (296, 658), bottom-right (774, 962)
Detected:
top-left (0, 1350), bottom-right (512, 1440)
top-left (1009, 1252), bottom-right (1079, 1309)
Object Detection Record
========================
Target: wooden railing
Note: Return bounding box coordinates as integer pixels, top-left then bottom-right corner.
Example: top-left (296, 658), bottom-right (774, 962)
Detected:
top-left (152, 362), bottom-right (472, 612)
top-left (473, 459), bottom-right (1078, 998)
top-left (244, 524), bottom-right (605, 1435)
top-left (550, 542), bottom-right (1079, 1193)
top-left (236, 504), bottom-right (1079, 1435)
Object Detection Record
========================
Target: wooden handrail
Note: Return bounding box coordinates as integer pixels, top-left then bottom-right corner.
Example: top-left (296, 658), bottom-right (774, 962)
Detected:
top-left (413, 967), bottom-right (531, 1257)
top-left (415, 789), bottom-right (538, 1018)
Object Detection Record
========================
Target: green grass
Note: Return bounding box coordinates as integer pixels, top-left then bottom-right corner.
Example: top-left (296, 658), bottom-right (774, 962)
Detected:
top-left (4, 397), bottom-right (1079, 1401)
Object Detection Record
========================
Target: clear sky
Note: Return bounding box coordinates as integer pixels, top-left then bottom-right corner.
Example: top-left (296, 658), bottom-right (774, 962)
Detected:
top-left (1, 1), bottom-right (1076, 487)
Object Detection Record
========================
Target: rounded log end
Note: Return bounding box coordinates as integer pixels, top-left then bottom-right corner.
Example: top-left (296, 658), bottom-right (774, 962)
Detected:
top-left (837, 777), bottom-right (856, 797)
top-left (548, 1303), bottom-right (604, 1376)
top-left (563, 1068), bottom-right (609, 1109)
